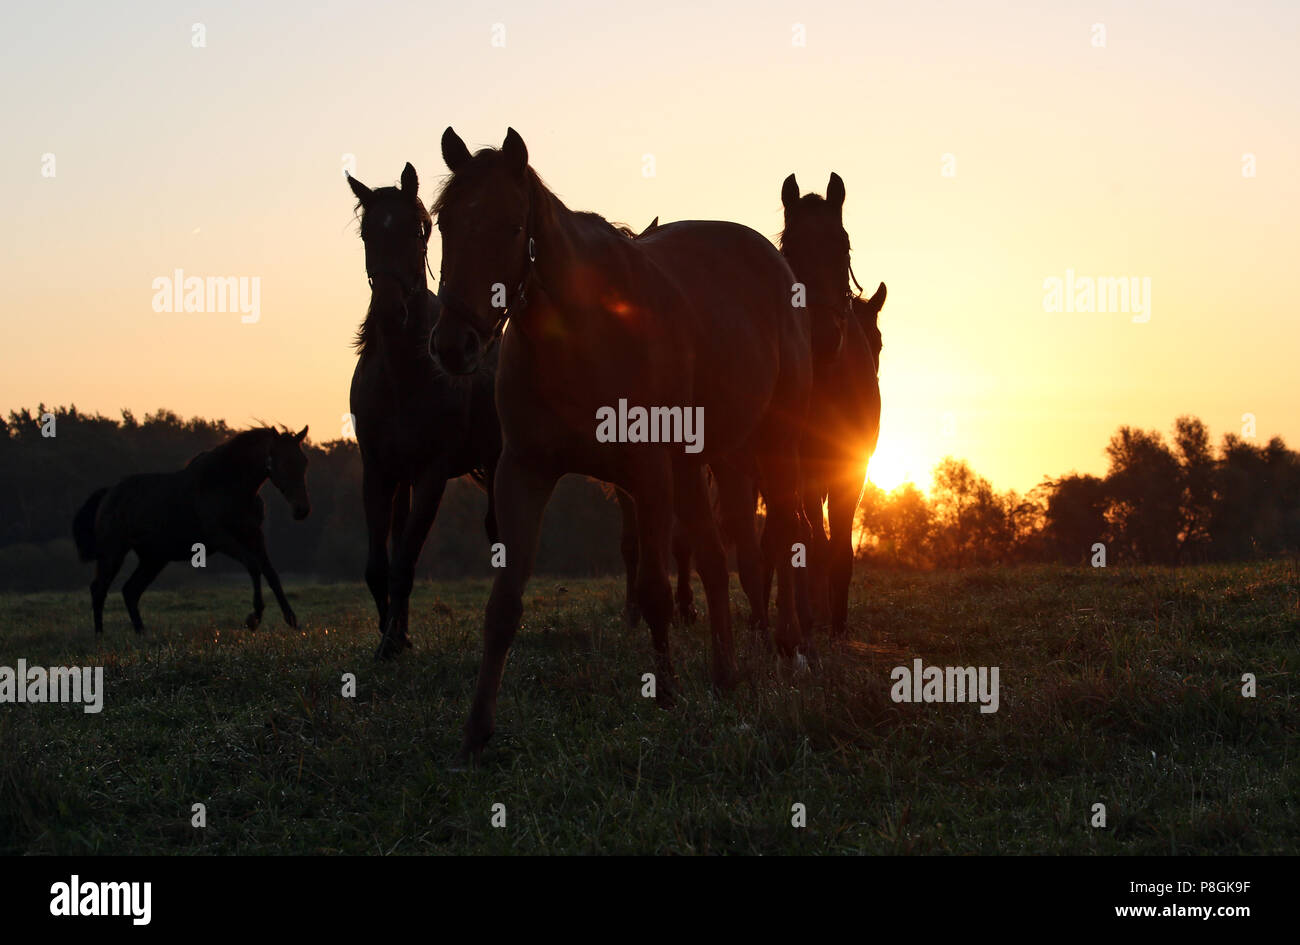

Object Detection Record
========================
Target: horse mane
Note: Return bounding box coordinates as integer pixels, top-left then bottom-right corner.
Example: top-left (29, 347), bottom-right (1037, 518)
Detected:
top-left (431, 152), bottom-right (632, 250)
top-left (354, 293), bottom-right (383, 353)
top-left (187, 427), bottom-right (277, 481)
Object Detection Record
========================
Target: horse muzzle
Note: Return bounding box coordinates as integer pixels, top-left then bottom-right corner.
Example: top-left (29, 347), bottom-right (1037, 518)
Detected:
top-left (431, 300), bottom-right (485, 375)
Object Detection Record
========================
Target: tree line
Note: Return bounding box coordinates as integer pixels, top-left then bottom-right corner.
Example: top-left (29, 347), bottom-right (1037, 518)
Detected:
top-left (857, 416), bottom-right (1300, 568)
top-left (0, 406), bottom-right (1295, 590)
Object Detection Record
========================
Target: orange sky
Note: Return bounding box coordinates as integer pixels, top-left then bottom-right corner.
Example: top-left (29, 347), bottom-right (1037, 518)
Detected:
top-left (2, 1), bottom-right (1297, 494)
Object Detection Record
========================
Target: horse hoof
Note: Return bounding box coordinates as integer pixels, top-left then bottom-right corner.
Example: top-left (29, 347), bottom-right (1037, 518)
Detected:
top-left (245, 613), bottom-right (261, 631)
top-left (654, 684), bottom-right (678, 709)
top-left (458, 725), bottom-right (492, 764)
top-left (374, 634), bottom-right (408, 661)
top-left (774, 635), bottom-right (801, 660)
top-left (284, 613), bottom-right (299, 630)
top-left (453, 743), bottom-right (482, 769)
top-left (712, 665), bottom-right (741, 692)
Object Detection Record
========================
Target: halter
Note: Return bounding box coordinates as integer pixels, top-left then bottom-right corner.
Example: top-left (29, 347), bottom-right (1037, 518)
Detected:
top-left (366, 219), bottom-right (432, 327)
top-left (487, 234), bottom-right (536, 347)
top-left (848, 260), bottom-right (866, 295)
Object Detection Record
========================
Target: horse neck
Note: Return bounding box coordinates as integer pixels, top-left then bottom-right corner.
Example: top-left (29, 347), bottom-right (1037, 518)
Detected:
top-left (525, 179), bottom-right (598, 314)
top-left (194, 432), bottom-right (270, 496)
top-left (364, 285), bottom-right (432, 377)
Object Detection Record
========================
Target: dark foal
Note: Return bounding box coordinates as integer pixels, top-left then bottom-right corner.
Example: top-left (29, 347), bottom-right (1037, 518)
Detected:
top-left (73, 426), bottom-right (310, 633)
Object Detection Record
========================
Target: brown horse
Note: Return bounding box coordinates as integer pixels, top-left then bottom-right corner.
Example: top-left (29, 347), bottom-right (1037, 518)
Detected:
top-left (780, 173), bottom-right (887, 636)
top-left (72, 426), bottom-right (310, 633)
top-left (431, 128), bottom-right (811, 759)
top-left (346, 163), bottom-right (502, 659)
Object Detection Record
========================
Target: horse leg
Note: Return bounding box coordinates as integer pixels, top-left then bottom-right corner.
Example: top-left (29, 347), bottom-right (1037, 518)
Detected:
top-left (245, 563), bottom-right (264, 630)
top-left (715, 464), bottom-right (765, 636)
top-left (615, 487), bottom-right (640, 627)
top-left (672, 519), bottom-right (697, 625)
top-left (252, 536), bottom-right (296, 629)
top-left (804, 474), bottom-right (832, 633)
top-left (377, 468), bottom-right (446, 660)
top-left (90, 549), bottom-right (126, 634)
top-left (826, 473), bottom-right (865, 638)
top-left (627, 458), bottom-right (678, 705)
top-left (122, 555), bottom-right (167, 633)
top-left (460, 449), bottom-right (558, 761)
top-left (757, 457), bottom-right (810, 659)
top-left (674, 462), bottom-right (737, 689)
top-left (362, 470), bottom-right (396, 635)
top-left (483, 460), bottom-right (501, 545)
top-left (390, 481), bottom-right (411, 558)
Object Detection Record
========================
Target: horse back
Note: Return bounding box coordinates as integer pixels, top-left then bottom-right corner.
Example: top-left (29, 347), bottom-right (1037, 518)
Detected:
top-left (96, 470), bottom-right (205, 560)
top-left (632, 220), bottom-right (811, 452)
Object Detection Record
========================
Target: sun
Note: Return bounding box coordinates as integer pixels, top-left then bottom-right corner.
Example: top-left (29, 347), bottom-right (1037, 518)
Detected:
top-left (865, 445), bottom-right (920, 493)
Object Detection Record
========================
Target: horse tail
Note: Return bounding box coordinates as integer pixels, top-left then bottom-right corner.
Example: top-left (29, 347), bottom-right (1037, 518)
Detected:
top-left (73, 487), bottom-right (109, 561)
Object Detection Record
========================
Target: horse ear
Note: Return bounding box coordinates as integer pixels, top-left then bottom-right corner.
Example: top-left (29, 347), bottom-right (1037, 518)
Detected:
top-left (781, 174), bottom-right (800, 211)
top-left (347, 172), bottom-right (373, 206)
top-left (442, 127), bottom-right (471, 173)
top-left (827, 173), bottom-right (846, 210)
top-left (502, 128), bottom-right (528, 175)
top-left (866, 282), bottom-right (887, 314)
top-left (296, 425), bottom-right (308, 443)
top-left (400, 162), bottom-right (418, 195)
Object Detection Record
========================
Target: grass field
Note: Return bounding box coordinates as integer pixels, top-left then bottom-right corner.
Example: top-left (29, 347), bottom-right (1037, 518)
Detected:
top-left (1, 562), bottom-right (1296, 854)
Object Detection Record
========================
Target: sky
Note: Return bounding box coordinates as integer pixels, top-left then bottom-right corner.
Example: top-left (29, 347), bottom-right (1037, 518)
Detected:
top-left (2, 0), bottom-right (1297, 495)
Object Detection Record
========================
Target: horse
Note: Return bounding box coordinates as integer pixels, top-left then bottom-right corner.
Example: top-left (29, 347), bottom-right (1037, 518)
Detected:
top-left (430, 127), bottom-right (811, 760)
top-left (779, 172), bottom-right (887, 636)
top-left (346, 163), bottom-right (502, 659)
top-left (72, 425), bottom-right (311, 633)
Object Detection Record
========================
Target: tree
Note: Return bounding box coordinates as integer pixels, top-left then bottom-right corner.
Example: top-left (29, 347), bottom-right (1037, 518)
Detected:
top-left (1104, 427), bottom-right (1181, 563)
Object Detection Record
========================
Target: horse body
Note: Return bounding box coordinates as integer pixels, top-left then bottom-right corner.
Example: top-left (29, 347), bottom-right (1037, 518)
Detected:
top-left (431, 128), bottom-right (811, 760)
top-left (494, 219), bottom-right (797, 476)
top-left (346, 164), bottom-right (502, 659)
top-left (73, 426), bottom-right (310, 633)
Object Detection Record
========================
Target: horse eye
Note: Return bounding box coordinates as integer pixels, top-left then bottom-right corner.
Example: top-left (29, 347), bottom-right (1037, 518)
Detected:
top-left (513, 224), bottom-right (524, 236)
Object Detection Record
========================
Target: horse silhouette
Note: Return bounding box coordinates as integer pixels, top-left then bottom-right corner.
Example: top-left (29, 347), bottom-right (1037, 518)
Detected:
top-left (346, 163), bottom-right (502, 659)
top-left (780, 172), bottom-right (887, 636)
top-left (72, 425), bottom-right (310, 633)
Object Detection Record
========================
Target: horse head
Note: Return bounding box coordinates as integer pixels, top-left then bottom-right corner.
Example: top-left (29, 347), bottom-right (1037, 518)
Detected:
top-left (347, 163), bottom-right (432, 324)
top-left (430, 127), bottom-right (536, 376)
top-left (780, 172), bottom-right (853, 366)
top-left (266, 426), bottom-right (311, 520)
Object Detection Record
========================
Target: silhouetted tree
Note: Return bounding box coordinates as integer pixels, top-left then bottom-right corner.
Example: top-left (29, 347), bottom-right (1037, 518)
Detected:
top-left (1104, 427), bottom-right (1181, 563)
top-left (1042, 474), bottom-right (1108, 564)
top-left (1173, 415), bottom-right (1215, 561)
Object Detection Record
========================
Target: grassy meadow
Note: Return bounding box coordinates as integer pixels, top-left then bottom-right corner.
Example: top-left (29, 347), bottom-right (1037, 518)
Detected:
top-left (1, 562), bottom-right (1296, 854)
